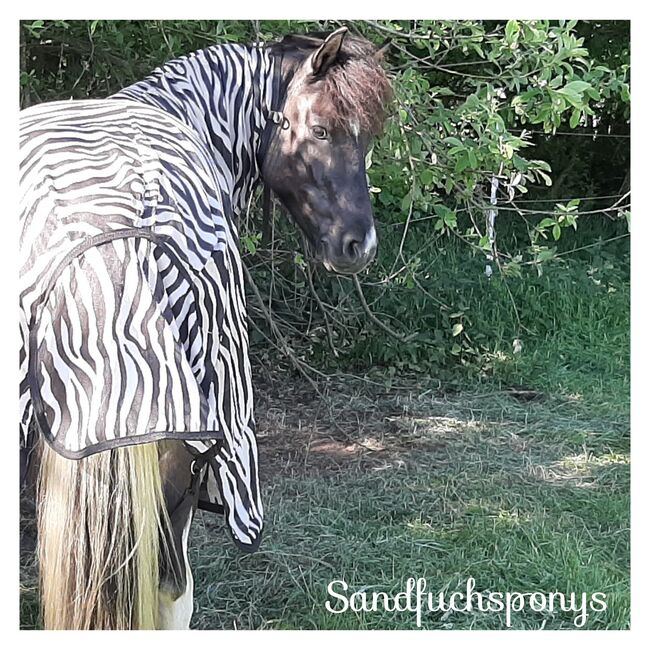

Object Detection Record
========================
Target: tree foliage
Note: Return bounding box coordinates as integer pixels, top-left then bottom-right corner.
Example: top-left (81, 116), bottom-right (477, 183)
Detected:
top-left (20, 20), bottom-right (630, 378)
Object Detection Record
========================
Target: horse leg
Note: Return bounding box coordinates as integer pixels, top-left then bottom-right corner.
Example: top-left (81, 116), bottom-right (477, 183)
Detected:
top-left (157, 440), bottom-right (197, 630)
top-left (158, 508), bottom-right (194, 629)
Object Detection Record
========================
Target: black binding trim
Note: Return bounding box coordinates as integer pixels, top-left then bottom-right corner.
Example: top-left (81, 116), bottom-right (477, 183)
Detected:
top-left (196, 499), bottom-right (225, 515)
top-left (27, 228), bottom-right (263, 554)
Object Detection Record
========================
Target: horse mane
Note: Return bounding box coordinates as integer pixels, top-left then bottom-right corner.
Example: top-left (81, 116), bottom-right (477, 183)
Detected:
top-left (275, 31), bottom-right (393, 136)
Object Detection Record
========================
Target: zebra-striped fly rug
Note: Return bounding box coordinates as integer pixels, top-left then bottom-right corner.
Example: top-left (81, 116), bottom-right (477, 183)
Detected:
top-left (19, 44), bottom-right (276, 552)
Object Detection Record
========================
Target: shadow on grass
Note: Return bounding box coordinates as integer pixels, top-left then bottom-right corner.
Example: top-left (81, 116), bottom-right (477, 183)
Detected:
top-left (186, 376), bottom-right (629, 630)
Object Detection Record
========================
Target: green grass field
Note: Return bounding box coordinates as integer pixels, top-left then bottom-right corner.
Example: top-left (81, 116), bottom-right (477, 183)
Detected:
top-left (187, 377), bottom-right (629, 630)
top-left (20, 250), bottom-right (630, 630)
top-left (188, 248), bottom-right (630, 630)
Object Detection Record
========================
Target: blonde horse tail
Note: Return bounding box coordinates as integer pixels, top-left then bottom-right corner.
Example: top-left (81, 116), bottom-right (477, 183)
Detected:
top-left (36, 441), bottom-right (171, 629)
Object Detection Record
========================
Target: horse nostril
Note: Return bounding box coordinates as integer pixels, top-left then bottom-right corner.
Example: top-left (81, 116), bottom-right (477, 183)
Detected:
top-left (342, 233), bottom-right (363, 261)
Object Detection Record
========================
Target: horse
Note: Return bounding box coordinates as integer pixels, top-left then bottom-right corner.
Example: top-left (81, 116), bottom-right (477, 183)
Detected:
top-left (20, 26), bottom-right (392, 629)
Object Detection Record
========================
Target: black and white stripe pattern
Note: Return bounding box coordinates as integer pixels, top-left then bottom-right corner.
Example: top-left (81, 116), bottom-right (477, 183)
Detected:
top-left (20, 44), bottom-right (276, 551)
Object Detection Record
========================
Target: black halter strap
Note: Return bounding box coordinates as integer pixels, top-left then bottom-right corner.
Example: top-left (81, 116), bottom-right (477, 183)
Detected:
top-left (257, 51), bottom-right (290, 245)
top-left (257, 51), bottom-right (289, 169)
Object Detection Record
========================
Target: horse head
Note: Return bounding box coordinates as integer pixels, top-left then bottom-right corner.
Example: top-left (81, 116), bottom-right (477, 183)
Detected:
top-left (261, 28), bottom-right (392, 275)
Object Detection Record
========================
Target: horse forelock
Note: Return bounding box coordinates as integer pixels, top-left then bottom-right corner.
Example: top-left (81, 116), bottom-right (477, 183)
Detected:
top-left (321, 49), bottom-right (393, 136)
top-left (279, 33), bottom-right (393, 137)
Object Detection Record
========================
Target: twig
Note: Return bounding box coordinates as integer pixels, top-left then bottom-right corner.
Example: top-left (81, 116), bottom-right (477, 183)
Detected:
top-left (244, 263), bottom-right (326, 388)
top-left (305, 264), bottom-right (339, 358)
top-left (554, 233), bottom-right (630, 257)
top-left (353, 275), bottom-right (418, 343)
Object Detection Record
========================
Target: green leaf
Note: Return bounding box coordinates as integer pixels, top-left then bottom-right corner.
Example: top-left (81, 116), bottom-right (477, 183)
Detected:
top-left (400, 190), bottom-right (413, 213)
top-left (537, 170), bottom-right (553, 187)
top-left (586, 87), bottom-right (602, 101)
top-left (445, 176), bottom-right (454, 194)
top-left (557, 80), bottom-right (592, 98)
top-left (434, 204), bottom-right (456, 229)
top-left (470, 42), bottom-right (485, 58)
top-left (505, 20), bottom-right (520, 43)
top-left (552, 224), bottom-right (562, 240)
top-left (534, 159), bottom-right (552, 172)
top-left (455, 153), bottom-right (470, 173)
top-left (621, 84), bottom-right (630, 102)
top-left (444, 211), bottom-right (457, 228)
top-left (569, 109), bottom-right (581, 128)
top-left (513, 156), bottom-right (528, 172)
top-left (452, 323), bottom-right (464, 337)
top-left (243, 236), bottom-right (257, 255)
top-left (536, 247), bottom-right (556, 263)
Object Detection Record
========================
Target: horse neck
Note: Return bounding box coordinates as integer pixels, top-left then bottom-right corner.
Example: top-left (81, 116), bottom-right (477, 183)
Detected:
top-left (113, 44), bottom-right (276, 215)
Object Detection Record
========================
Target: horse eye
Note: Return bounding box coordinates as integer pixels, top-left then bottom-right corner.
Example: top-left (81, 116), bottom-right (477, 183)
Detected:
top-left (312, 126), bottom-right (328, 140)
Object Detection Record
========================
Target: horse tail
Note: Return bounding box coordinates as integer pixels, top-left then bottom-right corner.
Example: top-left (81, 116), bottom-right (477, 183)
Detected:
top-left (37, 441), bottom-right (171, 629)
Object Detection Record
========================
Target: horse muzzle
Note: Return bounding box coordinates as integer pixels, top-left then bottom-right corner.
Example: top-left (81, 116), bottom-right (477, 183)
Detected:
top-left (320, 225), bottom-right (378, 275)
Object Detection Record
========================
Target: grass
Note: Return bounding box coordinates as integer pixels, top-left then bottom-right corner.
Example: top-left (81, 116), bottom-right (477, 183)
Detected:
top-left (342, 235), bottom-right (630, 404)
top-left (186, 381), bottom-right (629, 630)
top-left (186, 244), bottom-right (630, 630)
top-left (19, 249), bottom-right (629, 630)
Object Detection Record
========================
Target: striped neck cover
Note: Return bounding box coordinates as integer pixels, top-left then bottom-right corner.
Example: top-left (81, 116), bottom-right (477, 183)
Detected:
top-left (113, 43), bottom-right (276, 215)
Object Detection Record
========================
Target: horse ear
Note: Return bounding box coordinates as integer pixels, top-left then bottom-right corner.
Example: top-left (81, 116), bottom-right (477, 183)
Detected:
top-left (310, 26), bottom-right (348, 76)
